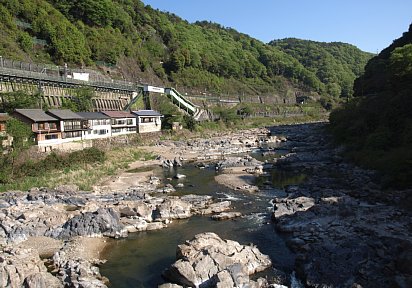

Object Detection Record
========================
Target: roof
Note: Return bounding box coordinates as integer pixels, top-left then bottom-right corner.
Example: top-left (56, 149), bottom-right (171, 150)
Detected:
top-left (132, 110), bottom-right (163, 117)
top-left (0, 113), bottom-right (9, 122)
top-left (14, 109), bottom-right (58, 122)
top-left (47, 109), bottom-right (84, 120)
top-left (101, 111), bottom-right (136, 118)
top-left (76, 112), bottom-right (110, 120)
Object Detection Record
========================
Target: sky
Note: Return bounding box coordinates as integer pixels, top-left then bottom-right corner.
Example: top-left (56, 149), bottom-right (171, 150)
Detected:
top-left (142, 0), bottom-right (412, 53)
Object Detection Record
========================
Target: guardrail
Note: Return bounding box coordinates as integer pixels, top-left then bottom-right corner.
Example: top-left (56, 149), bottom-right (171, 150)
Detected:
top-left (0, 56), bottom-right (141, 92)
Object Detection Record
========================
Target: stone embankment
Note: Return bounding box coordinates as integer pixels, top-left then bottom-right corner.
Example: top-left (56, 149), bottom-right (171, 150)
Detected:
top-left (269, 123), bottom-right (412, 288)
top-left (0, 128), bottom-right (272, 288)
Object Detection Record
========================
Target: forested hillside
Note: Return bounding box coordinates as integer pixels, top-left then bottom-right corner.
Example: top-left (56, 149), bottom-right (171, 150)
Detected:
top-left (270, 38), bottom-right (372, 98)
top-left (330, 24), bottom-right (412, 188)
top-left (0, 0), bottom-right (371, 100)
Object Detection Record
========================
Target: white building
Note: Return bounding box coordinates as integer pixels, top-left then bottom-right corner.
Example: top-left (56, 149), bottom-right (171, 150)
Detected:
top-left (101, 111), bottom-right (137, 136)
top-left (46, 109), bottom-right (86, 143)
top-left (76, 112), bottom-right (111, 140)
top-left (132, 110), bottom-right (163, 133)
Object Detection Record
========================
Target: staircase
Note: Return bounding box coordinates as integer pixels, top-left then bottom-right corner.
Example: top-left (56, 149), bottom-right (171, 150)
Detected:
top-left (165, 88), bottom-right (197, 114)
top-left (165, 88), bottom-right (211, 121)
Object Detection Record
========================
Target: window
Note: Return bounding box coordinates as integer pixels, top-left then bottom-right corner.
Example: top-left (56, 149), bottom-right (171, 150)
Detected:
top-left (142, 117), bottom-right (154, 123)
top-left (45, 134), bottom-right (59, 140)
top-left (127, 119), bottom-right (134, 125)
top-left (127, 127), bottom-right (136, 132)
top-left (64, 120), bottom-right (81, 130)
top-left (112, 128), bottom-right (121, 133)
top-left (0, 123), bottom-right (5, 132)
top-left (93, 129), bottom-right (107, 135)
top-left (64, 131), bottom-right (82, 138)
top-left (93, 119), bottom-right (107, 126)
top-left (38, 123), bottom-right (45, 130)
top-left (49, 123), bottom-right (57, 130)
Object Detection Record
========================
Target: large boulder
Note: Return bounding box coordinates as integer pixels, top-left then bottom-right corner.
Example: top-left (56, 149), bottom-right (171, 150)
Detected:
top-left (119, 201), bottom-right (153, 222)
top-left (153, 198), bottom-right (192, 221)
top-left (0, 247), bottom-right (62, 288)
top-left (57, 208), bottom-right (127, 239)
top-left (272, 196), bottom-right (315, 219)
top-left (52, 251), bottom-right (107, 288)
top-left (200, 201), bottom-right (232, 215)
top-left (163, 232), bottom-right (272, 287)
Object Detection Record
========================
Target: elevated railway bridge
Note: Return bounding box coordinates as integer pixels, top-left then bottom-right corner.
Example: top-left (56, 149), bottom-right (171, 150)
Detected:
top-left (0, 57), bottom-right (208, 120)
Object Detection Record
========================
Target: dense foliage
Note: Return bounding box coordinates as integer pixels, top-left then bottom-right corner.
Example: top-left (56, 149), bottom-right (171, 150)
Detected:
top-left (330, 24), bottom-right (412, 188)
top-left (0, 91), bottom-right (41, 113)
top-left (270, 38), bottom-right (372, 98)
top-left (0, 118), bottom-right (33, 183)
top-left (0, 0), bottom-right (371, 99)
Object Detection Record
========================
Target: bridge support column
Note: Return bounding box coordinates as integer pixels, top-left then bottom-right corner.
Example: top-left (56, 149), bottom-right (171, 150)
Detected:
top-left (143, 91), bottom-right (151, 110)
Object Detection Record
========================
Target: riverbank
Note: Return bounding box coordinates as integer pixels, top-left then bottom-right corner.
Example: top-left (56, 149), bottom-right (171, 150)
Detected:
top-left (1, 123), bottom-right (410, 288)
top-left (268, 123), bottom-right (412, 288)
top-left (0, 127), bottom-right (273, 287)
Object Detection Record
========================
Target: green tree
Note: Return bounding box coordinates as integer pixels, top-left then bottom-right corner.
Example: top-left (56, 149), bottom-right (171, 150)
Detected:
top-left (61, 87), bottom-right (94, 112)
top-left (1, 91), bottom-right (39, 113)
top-left (183, 114), bottom-right (196, 131)
top-left (2, 118), bottom-right (34, 180)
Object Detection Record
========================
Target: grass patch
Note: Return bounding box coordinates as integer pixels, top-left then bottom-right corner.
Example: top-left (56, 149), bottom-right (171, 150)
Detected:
top-left (0, 147), bottom-right (157, 192)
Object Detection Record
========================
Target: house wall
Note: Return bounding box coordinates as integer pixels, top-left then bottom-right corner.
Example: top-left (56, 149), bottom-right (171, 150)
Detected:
top-left (37, 139), bottom-right (93, 153)
top-left (82, 119), bottom-right (112, 140)
top-left (32, 122), bottom-right (59, 133)
top-left (37, 132), bottom-right (63, 146)
top-left (111, 117), bottom-right (137, 136)
top-left (137, 116), bottom-right (161, 133)
top-left (111, 127), bottom-right (136, 135)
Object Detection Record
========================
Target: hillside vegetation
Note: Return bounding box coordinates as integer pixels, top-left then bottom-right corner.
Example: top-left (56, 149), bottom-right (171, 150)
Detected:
top-left (270, 38), bottom-right (372, 98)
top-left (330, 24), bottom-right (412, 188)
top-left (0, 0), bottom-right (371, 101)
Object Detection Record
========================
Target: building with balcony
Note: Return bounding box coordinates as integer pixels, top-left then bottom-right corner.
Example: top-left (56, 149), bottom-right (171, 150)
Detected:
top-left (12, 109), bottom-right (62, 147)
top-left (101, 111), bottom-right (137, 136)
top-left (76, 112), bottom-right (111, 140)
top-left (46, 109), bottom-right (86, 142)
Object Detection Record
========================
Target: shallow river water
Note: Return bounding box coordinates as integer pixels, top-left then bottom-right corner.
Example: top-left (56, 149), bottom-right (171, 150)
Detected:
top-left (100, 153), bottom-right (303, 287)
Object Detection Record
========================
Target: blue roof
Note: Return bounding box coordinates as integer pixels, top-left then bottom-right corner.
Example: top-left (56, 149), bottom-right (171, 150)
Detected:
top-left (132, 110), bottom-right (162, 117)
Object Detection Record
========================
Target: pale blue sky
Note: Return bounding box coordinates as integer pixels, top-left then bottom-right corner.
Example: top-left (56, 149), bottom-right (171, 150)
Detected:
top-left (142, 0), bottom-right (411, 53)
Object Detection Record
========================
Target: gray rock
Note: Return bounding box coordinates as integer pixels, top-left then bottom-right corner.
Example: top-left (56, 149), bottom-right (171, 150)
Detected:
top-left (153, 198), bottom-right (192, 221)
top-left (200, 201), bottom-right (231, 215)
top-left (211, 212), bottom-right (242, 221)
top-left (158, 284), bottom-right (184, 288)
top-left (163, 232), bottom-right (272, 287)
top-left (0, 247), bottom-right (62, 288)
top-left (52, 251), bottom-right (107, 288)
top-left (57, 208), bottom-right (127, 239)
top-left (175, 173), bottom-right (186, 179)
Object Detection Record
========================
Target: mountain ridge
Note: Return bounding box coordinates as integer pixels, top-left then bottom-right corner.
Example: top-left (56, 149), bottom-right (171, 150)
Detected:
top-left (0, 0), bottom-right (372, 101)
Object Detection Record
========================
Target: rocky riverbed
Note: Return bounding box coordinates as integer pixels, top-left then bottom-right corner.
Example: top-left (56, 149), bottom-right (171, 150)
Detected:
top-left (269, 123), bottom-right (412, 288)
top-left (1, 123), bottom-right (410, 288)
top-left (0, 128), bottom-right (274, 288)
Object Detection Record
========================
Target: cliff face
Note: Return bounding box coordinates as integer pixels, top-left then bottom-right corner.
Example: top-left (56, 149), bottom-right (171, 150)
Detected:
top-left (0, 0), bottom-right (370, 98)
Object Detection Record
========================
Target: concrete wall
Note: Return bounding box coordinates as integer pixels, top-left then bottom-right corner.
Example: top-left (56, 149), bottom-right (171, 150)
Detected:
top-left (37, 139), bottom-right (92, 153)
top-left (138, 122), bottom-right (161, 133)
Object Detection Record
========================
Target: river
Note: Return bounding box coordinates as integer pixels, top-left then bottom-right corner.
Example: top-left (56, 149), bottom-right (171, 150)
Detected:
top-left (100, 152), bottom-right (304, 287)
